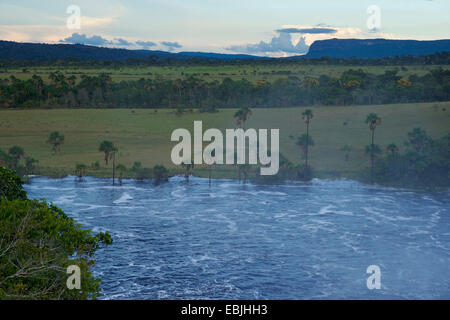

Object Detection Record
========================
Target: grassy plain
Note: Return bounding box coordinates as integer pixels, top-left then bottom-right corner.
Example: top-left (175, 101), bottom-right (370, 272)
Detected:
top-left (2, 64), bottom-right (450, 83)
top-left (0, 102), bottom-right (449, 180)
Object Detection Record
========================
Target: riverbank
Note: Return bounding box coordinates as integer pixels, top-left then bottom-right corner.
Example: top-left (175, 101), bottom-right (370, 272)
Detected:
top-left (1, 102), bottom-right (449, 182)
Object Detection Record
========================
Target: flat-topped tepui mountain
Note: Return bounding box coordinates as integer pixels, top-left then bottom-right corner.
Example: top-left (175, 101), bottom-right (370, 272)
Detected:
top-left (304, 38), bottom-right (450, 59)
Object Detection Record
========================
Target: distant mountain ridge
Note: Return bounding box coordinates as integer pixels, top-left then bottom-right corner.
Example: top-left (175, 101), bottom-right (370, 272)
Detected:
top-left (0, 39), bottom-right (450, 61)
top-left (0, 41), bottom-right (263, 61)
top-left (305, 38), bottom-right (450, 58)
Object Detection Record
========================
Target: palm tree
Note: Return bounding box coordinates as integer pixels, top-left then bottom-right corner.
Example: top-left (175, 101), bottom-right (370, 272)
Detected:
top-left (386, 143), bottom-right (399, 157)
top-left (301, 109), bottom-right (313, 168)
top-left (296, 134), bottom-right (314, 162)
top-left (98, 141), bottom-right (117, 166)
top-left (31, 75), bottom-right (43, 103)
top-left (365, 113), bottom-right (381, 184)
top-left (98, 141), bottom-right (118, 185)
top-left (46, 131), bottom-right (65, 153)
top-left (75, 163), bottom-right (87, 180)
top-left (116, 164), bottom-right (126, 185)
top-left (232, 107), bottom-right (251, 183)
top-left (234, 107), bottom-right (252, 129)
top-left (207, 149), bottom-right (216, 185)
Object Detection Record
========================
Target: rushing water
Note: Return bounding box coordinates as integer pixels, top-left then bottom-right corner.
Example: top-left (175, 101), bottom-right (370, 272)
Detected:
top-left (24, 176), bottom-right (450, 300)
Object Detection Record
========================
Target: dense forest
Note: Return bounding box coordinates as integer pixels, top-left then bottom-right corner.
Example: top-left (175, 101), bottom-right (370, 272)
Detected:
top-left (1, 51), bottom-right (449, 68)
top-left (1, 67), bottom-right (449, 110)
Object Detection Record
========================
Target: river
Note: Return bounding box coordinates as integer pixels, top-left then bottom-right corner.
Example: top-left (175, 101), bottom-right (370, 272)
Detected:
top-left (25, 176), bottom-right (450, 299)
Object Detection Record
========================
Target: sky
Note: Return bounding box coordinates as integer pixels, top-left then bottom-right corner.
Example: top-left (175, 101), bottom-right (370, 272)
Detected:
top-left (0, 0), bottom-right (449, 57)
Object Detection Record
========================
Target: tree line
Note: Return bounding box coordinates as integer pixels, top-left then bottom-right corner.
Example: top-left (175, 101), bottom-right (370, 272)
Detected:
top-left (1, 51), bottom-right (449, 68)
top-left (1, 68), bottom-right (449, 110)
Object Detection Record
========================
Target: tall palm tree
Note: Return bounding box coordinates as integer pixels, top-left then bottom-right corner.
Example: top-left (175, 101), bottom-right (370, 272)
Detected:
top-left (46, 131), bottom-right (65, 153)
top-left (296, 134), bottom-right (315, 162)
top-left (99, 141), bottom-right (118, 185)
top-left (208, 149), bottom-right (216, 185)
top-left (233, 108), bottom-right (252, 183)
top-left (116, 164), bottom-right (126, 186)
top-left (365, 113), bottom-right (381, 184)
top-left (234, 107), bottom-right (252, 129)
top-left (98, 141), bottom-right (117, 166)
top-left (301, 109), bottom-right (314, 168)
top-left (31, 75), bottom-right (43, 104)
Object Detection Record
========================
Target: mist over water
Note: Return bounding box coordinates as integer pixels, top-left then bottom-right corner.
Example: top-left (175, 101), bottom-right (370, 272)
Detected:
top-left (25, 176), bottom-right (450, 299)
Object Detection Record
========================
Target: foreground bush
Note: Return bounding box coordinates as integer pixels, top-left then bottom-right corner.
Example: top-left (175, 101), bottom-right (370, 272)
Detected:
top-left (0, 167), bottom-right (112, 299)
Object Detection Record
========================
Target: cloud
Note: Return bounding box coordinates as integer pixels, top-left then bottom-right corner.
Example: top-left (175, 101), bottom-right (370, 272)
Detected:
top-left (80, 16), bottom-right (115, 28)
top-left (277, 27), bottom-right (337, 34)
top-left (136, 40), bottom-right (157, 48)
top-left (0, 25), bottom-right (71, 43)
top-left (114, 38), bottom-right (132, 46)
top-left (60, 33), bottom-right (111, 46)
top-left (59, 33), bottom-right (161, 50)
top-left (227, 32), bottom-right (309, 55)
top-left (160, 41), bottom-right (182, 51)
top-left (274, 24), bottom-right (409, 47)
top-left (226, 24), bottom-right (416, 57)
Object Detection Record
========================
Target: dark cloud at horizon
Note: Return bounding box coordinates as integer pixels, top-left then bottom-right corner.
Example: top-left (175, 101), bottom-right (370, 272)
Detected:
top-left (277, 27), bottom-right (337, 34)
top-left (60, 33), bottom-right (111, 46)
top-left (60, 33), bottom-right (180, 51)
top-left (227, 32), bottom-right (309, 55)
top-left (114, 38), bottom-right (132, 46)
top-left (160, 41), bottom-right (182, 50)
top-left (136, 40), bottom-right (157, 48)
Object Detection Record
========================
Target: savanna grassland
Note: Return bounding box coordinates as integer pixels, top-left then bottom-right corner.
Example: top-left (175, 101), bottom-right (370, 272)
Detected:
top-left (3, 63), bottom-right (450, 83)
top-left (0, 102), bottom-right (448, 179)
